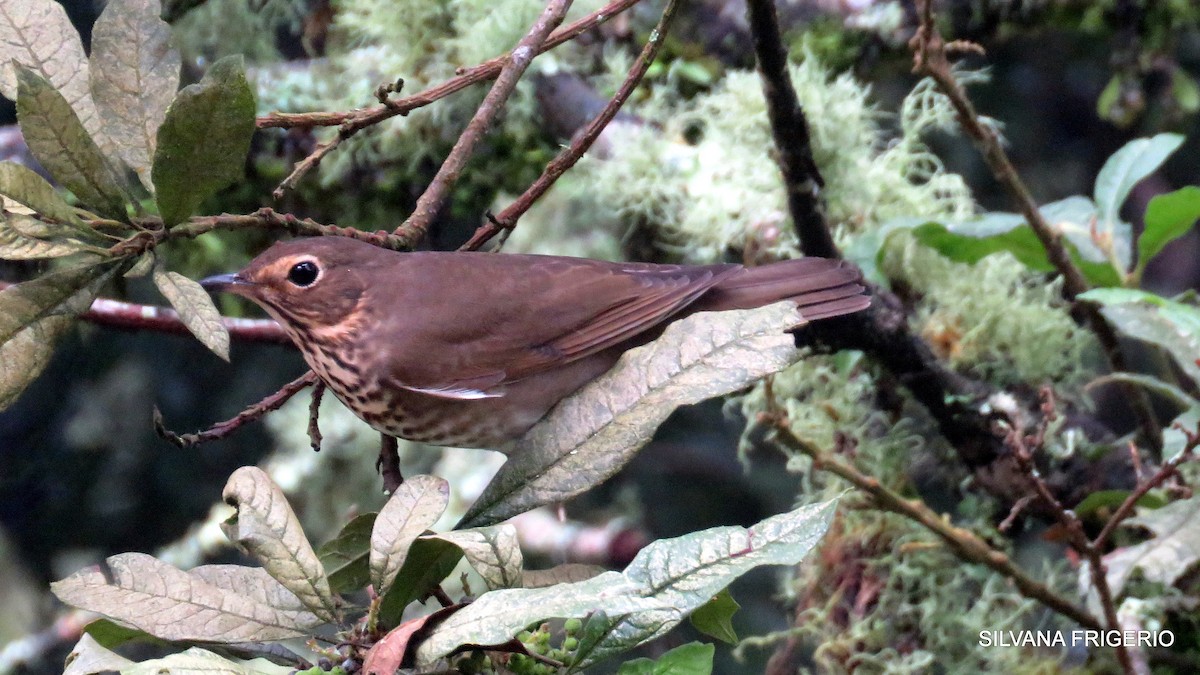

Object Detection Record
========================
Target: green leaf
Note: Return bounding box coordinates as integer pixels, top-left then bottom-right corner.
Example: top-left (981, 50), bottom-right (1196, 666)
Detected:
top-left (617, 642), bottom-right (714, 675)
top-left (377, 537), bottom-right (463, 628)
top-left (1074, 489), bottom-right (1166, 519)
top-left (90, 0), bottom-right (181, 193)
top-left (370, 474), bottom-right (449, 599)
top-left (0, 213), bottom-right (86, 259)
top-left (0, 0), bottom-right (104, 144)
top-left (0, 161), bottom-right (83, 226)
top-left (152, 55), bottom-right (255, 227)
top-left (1079, 288), bottom-right (1200, 387)
top-left (1094, 134), bottom-right (1185, 257)
top-left (1172, 69), bottom-right (1200, 114)
top-left (1138, 186), bottom-right (1200, 274)
top-left (152, 262), bottom-right (230, 360)
top-left (317, 512), bottom-right (376, 594)
top-left (688, 590), bottom-right (738, 644)
top-left (15, 65), bottom-right (129, 219)
top-left (0, 261), bottom-right (113, 409)
top-left (83, 619), bottom-right (165, 649)
top-left (418, 498), bottom-right (837, 669)
top-left (459, 303), bottom-right (804, 528)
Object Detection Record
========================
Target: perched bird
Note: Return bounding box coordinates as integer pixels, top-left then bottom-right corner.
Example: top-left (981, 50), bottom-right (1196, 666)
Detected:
top-left (201, 237), bottom-right (869, 450)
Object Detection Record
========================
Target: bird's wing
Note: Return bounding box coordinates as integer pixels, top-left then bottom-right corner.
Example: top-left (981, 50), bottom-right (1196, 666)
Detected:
top-left (374, 254), bottom-right (737, 397)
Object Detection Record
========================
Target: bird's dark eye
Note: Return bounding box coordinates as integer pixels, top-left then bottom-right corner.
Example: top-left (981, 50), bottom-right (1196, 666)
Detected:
top-left (287, 261), bottom-right (320, 287)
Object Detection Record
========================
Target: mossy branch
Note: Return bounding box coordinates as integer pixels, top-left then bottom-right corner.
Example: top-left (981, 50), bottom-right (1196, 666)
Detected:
top-left (766, 416), bottom-right (1102, 632)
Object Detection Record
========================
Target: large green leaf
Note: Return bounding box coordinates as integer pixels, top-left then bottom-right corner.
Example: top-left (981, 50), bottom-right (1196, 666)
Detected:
top-left (89, 0), bottom-right (181, 193)
top-left (1137, 186), bottom-right (1200, 275)
top-left (417, 498), bottom-right (837, 670)
top-left (1100, 496), bottom-right (1200, 600)
top-left (617, 643), bottom-right (714, 675)
top-left (152, 55), bottom-right (255, 227)
top-left (1094, 134), bottom-right (1185, 252)
top-left (1080, 288), bottom-right (1200, 387)
top-left (15, 66), bottom-right (129, 219)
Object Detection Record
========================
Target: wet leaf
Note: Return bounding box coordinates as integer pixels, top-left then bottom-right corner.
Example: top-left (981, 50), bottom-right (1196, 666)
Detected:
top-left (430, 525), bottom-right (523, 591)
top-left (51, 552), bottom-right (322, 643)
top-left (418, 498), bottom-right (837, 668)
top-left (460, 303), bottom-right (804, 528)
top-left (90, 0), bottom-right (181, 192)
top-left (152, 55), bottom-right (254, 227)
top-left (16, 66), bottom-right (129, 219)
top-left (153, 262), bottom-right (230, 360)
top-left (0, 161), bottom-right (83, 226)
top-left (0, 0), bottom-right (103, 143)
top-left (221, 467), bottom-right (337, 622)
top-left (1100, 496), bottom-right (1200, 599)
top-left (616, 642), bottom-right (714, 675)
top-left (371, 474), bottom-right (449, 599)
top-left (1138, 186), bottom-right (1200, 274)
top-left (317, 512), bottom-right (376, 594)
top-left (688, 589), bottom-right (738, 644)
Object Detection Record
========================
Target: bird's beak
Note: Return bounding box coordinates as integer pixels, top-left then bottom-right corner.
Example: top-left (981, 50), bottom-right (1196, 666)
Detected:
top-left (199, 273), bottom-right (252, 293)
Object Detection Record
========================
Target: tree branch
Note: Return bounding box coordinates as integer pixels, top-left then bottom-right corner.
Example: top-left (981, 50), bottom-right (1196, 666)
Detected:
top-left (460, 0), bottom-right (682, 251)
top-left (154, 371), bottom-right (318, 448)
top-left (391, 0), bottom-right (574, 246)
top-left (744, 0), bottom-right (837, 259)
top-left (908, 0), bottom-right (1161, 451)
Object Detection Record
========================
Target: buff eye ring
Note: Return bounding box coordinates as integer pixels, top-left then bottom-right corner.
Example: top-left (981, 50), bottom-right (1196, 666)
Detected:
top-left (287, 260), bottom-right (320, 287)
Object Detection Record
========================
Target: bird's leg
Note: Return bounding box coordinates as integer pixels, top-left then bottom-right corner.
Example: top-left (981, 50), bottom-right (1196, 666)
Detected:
top-left (307, 381), bottom-right (325, 452)
top-left (377, 434), bottom-right (404, 493)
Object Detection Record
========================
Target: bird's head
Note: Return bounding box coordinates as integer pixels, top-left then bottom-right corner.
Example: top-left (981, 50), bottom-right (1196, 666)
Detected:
top-left (201, 237), bottom-right (378, 329)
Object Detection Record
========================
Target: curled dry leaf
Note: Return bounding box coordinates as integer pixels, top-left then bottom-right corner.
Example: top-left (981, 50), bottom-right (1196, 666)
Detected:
top-left (221, 466), bottom-right (338, 622)
top-left (428, 525), bottom-right (523, 591)
top-left (370, 474), bottom-right (449, 599)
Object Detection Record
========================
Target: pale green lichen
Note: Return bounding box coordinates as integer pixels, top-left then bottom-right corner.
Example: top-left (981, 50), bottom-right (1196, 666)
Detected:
top-left (881, 234), bottom-right (1099, 387)
top-left (578, 53), bottom-right (975, 262)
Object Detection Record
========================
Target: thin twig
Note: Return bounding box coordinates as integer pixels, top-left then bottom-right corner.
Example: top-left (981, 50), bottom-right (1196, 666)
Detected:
top-left (393, 0), bottom-right (574, 246)
top-left (256, 0), bottom-right (643, 131)
top-left (767, 417), bottom-right (1102, 631)
top-left (1094, 422), bottom-right (1200, 550)
top-left (308, 380), bottom-right (326, 452)
top-left (0, 281), bottom-right (291, 344)
top-left (460, 0), bottom-right (681, 251)
top-left (154, 371), bottom-right (318, 448)
top-left (1001, 388), bottom-right (1132, 673)
top-left (908, 0), bottom-right (1162, 452)
top-left (744, 0), bottom-right (837, 259)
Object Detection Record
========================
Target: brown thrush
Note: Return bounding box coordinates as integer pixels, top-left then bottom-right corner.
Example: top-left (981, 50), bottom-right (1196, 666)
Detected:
top-left (201, 237), bottom-right (869, 449)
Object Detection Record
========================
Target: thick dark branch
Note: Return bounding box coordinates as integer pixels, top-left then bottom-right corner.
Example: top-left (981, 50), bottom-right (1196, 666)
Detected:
top-left (460, 0), bottom-right (683, 251)
top-left (745, 0), bottom-right (837, 259)
top-left (392, 0), bottom-right (574, 246)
